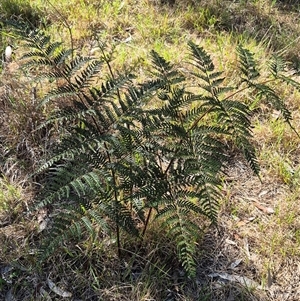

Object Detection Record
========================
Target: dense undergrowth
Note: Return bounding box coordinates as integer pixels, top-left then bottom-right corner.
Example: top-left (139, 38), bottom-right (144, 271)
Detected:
top-left (1, 1), bottom-right (300, 300)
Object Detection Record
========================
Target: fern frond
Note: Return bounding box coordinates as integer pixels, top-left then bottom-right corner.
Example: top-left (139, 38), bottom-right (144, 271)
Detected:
top-left (73, 60), bottom-right (103, 90)
top-left (38, 210), bottom-right (80, 260)
top-left (150, 50), bottom-right (173, 72)
top-left (150, 50), bottom-right (184, 85)
top-left (23, 30), bottom-right (51, 49)
top-left (188, 41), bottom-right (214, 73)
top-left (237, 46), bottom-right (260, 81)
top-left (21, 30), bottom-right (298, 276)
top-left (52, 49), bottom-right (73, 66)
top-left (40, 60), bottom-right (103, 105)
top-left (255, 84), bottom-right (292, 124)
top-left (99, 201), bottom-right (139, 237)
top-left (88, 208), bottom-right (111, 233)
top-left (20, 31), bottom-right (71, 70)
top-left (220, 99), bottom-right (260, 176)
top-left (35, 169), bottom-right (105, 210)
top-left (157, 201), bottom-right (199, 277)
top-left (63, 56), bottom-right (93, 78)
top-left (269, 55), bottom-right (286, 77)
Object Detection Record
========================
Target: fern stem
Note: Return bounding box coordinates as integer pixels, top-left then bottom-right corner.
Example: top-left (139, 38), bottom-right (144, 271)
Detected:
top-left (98, 42), bottom-right (122, 102)
top-left (104, 141), bottom-right (122, 258)
top-left (98, 45), bottom-right (136, 229)
top-left (142, 207), bottom-right (152, 237)
top-left (188, 105), bottom-right (215, 132)
top-left (222, 78), bottom-right (276, 102)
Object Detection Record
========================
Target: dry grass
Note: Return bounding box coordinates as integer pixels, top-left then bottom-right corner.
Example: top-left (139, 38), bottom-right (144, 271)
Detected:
top-left (1, 0), bottom-right (300, 300)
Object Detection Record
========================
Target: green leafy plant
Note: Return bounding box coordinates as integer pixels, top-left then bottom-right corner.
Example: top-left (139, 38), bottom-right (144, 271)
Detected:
top-left (13, 28), bottom-right (298, 277)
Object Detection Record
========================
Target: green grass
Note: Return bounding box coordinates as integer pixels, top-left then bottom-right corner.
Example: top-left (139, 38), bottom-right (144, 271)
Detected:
top-left (1, 0), bottom-right (300, 300)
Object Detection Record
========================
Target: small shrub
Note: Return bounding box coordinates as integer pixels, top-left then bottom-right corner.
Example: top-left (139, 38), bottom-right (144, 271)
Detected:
top-left (7, 27), bottom-right (298, 277)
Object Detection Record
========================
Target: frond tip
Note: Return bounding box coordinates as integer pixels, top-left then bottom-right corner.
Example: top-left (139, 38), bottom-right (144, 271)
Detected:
top-left (237, 45), bottom-right (260, 81)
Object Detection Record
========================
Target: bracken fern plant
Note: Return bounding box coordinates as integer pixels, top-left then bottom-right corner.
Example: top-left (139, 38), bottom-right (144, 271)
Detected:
top-left (12, 28), bottom-right (299, 277)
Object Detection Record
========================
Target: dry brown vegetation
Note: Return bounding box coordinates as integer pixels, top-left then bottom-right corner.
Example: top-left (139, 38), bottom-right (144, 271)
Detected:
top-left (1, 0), bottom-right (300, 300)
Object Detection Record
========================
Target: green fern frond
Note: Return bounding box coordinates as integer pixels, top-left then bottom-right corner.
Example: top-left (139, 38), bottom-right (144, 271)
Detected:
top-left (38, 210), bottom-right (80, 260)
top-left (220, 99), bottom-right (260, 175)
top-left (88, 209), bottom-right (111, 233)
top-left (255, 84), bottom-right (292, 124)
top-left (41, 86), bottom-right (78, 105)
top-left (157, 201), bottom-right (198, 277)
top-left (23, 30), bottom-right (51, 50)
top-left (188, 41), bottom-right (214, 73)
top-left (19, 26), bottom-right (297, 276)
top-left (20, 31), bottom-right (71, 70)
top-left (278, 74), bottom-right (300, 93)
top-left (63, 56), bottom-right (93, 78)
top-left (269, 55), bottom-right (286, 77)
top-left (150, 50), bottom-right (184, 85)
top-left (150, 50), bottom-right (173, 74)
top-left (98, 201), bottom-right (139, 237)
top-left (52, 49), bottom-right (73, 66)
top-left (73, 60), bottom-right (103, 90)
top-left (44, 41), bottom-right (63, 56)
top-left (187, 43), bottom-right (258, 176)
top-left (81, 216), bottom-right (96, 238)
top-left (33, 134), bottom-right (93, 175)
top-left (40, 60), bottom-right (103, 105)
top-left (237, 46), bottom-right (260, 81)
